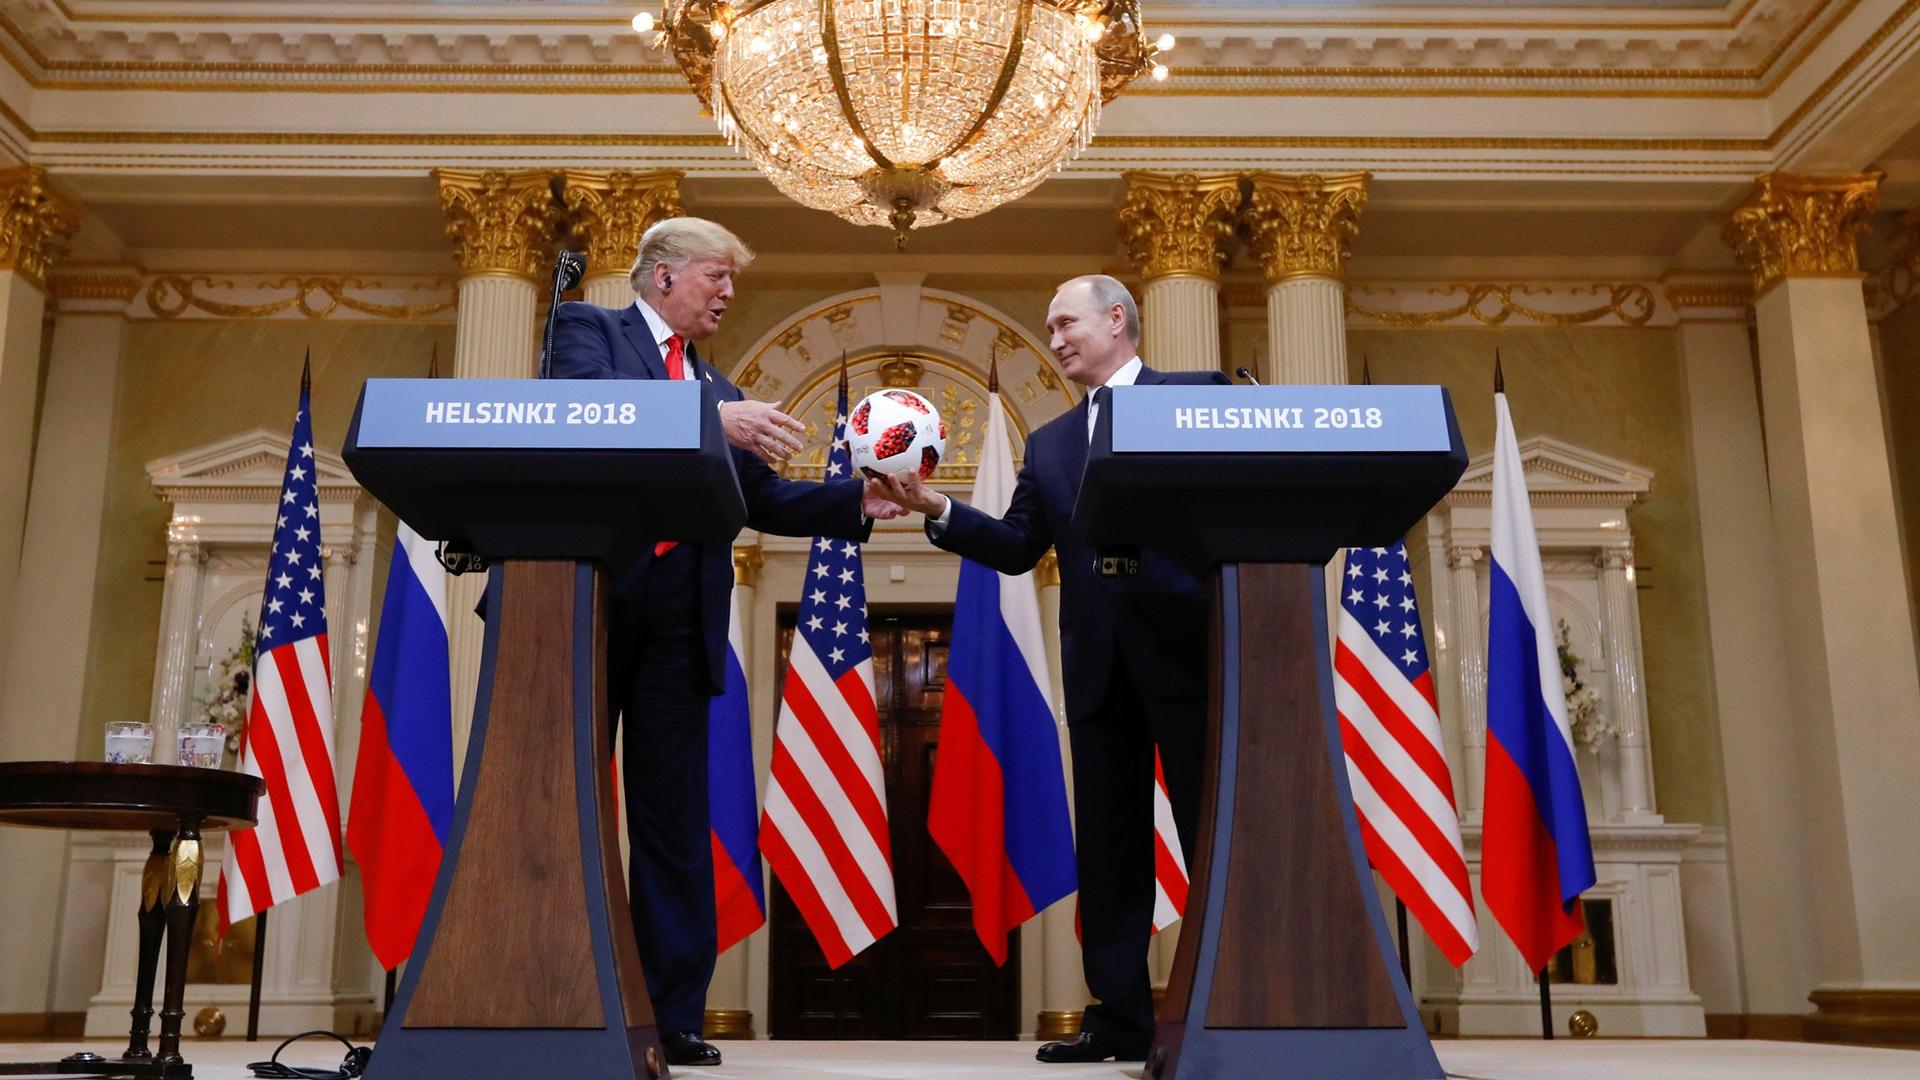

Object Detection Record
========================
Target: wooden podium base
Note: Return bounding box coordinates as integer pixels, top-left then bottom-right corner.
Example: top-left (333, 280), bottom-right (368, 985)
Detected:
top-left (367, 561), bottom-right (666, 1080)
top-left (1149, 563), bottom-right (1442, 1080)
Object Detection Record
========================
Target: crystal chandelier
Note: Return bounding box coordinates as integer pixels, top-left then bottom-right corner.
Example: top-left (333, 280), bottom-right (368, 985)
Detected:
top-left (656, 0), bottom-right (1168, 247)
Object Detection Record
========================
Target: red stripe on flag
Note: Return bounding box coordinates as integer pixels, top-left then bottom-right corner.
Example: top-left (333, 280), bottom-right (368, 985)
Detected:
top-left (1340, 715), bottom-right (1473, 901)
top-left (926, 684), bottom-right (1032, 965)
top-left (710, 830), bottom-right (766, 955)
top-left (220, 826), bottom-right (272, 934)
top-left (1334, 642), bottom-right (1456, 804)
top-left (759, 820), bottom-right (854, 968)
top-left (1153, 830), bottom-right (1188, 915)
top-left (345, 696), bottom-right (444, 970)
top-left (275, 641), bottom-right (344, 862)
top-left (1355, 813), bottom-right (1476, 967)
top-left (767, 748), bottom-right (894, 941)
top-left (1482, 735), bottom-right (1585, 971)
top-left (780, 669), bottom-right (891, 863)
top-left (240, 681), bottom-right (320, 894)
top-left (834, 669), bottom-right (884, 760)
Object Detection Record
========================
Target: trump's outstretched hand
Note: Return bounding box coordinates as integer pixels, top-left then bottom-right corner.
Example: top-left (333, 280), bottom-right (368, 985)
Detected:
top-left (861, 477), bottom-right (911, 520)
top-left (869, 472), bottom-right (946, 518)
top-left (720, 399), bottom-right (807, 465)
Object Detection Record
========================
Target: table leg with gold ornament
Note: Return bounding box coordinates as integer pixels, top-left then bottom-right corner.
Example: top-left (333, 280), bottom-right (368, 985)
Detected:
top-left (125, 830), bottom-right (174, 1062)
top-left (156, 819), bottom-right (205, 1067)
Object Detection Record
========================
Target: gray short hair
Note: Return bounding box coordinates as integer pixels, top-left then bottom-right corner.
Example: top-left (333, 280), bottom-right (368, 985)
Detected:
top-left (629, 217), bottom-right (755, 292)
top-left (1060, 274), bottom-right (1140, 344)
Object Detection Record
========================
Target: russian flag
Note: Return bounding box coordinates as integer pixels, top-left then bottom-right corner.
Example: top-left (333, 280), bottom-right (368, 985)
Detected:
top-left (1482, 391), bottom-right (1596, 973)
top-left (346, 522), bottom-right (454, 972)
top-left (928, 392), bottom-right (1077, 965)
top-left (709, 591), bottom-right (767, 952)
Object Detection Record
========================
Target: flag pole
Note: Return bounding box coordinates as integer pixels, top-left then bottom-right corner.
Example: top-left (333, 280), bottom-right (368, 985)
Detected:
top-left (384, 967), bottom-right (398, 1017)
top-left (1538, 966), bottom-right (1554, 1040)
top-left (246, 910), bottom-right (267, 1041)
top-left (1494, 348), bottom-right (1505, 394)
top-left (988, 352), bottom-right (999, 395)
top-left (1396, 900), bottom-right (1412, 987)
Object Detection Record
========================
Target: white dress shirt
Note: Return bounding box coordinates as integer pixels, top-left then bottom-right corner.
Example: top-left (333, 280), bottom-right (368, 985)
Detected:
top-left (633, 297), bottom-right (696, 380)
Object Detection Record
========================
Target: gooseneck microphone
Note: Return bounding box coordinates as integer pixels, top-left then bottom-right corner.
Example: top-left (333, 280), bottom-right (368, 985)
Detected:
top-left (1235, 366), bottom-right (1261, 385)
top-left (539, 250), bottom-right (587, 380)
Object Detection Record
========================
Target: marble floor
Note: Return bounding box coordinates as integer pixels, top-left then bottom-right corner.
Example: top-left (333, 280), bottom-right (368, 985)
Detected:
top-left (4, 1037), bottom-right (1918, 1079)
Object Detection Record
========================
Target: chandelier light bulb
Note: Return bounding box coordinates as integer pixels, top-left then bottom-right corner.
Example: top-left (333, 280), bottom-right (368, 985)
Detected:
top-left (710, 20), bottom-right (726, 40)
top-left (1156, 33), bottom-right (1176, 51)
top-left (1082, 20), bottom-right (1104, 42)
top-left (632, 12), bottom-right (655, 33)
top-left (1151, 62), bottom-right (1168, 81)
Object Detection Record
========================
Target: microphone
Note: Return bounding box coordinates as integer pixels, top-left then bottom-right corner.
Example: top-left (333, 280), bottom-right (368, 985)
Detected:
top-left (539, 250), bottom-right (588, 380)
top-left (1235, 366), bottom-right (1261, 385)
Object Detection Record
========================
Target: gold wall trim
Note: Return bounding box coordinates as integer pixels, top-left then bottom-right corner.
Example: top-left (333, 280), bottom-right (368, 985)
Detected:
top-left (142, 275), bottom-right (457, 321)
top-left (1723, 171), bottom-right (1882, 292)
top-left (1664, 282), bottom-right (1755, 309)
top-left (1346, 283), bottom-right (1657, 328)
top-left (1805, 989), bottom-right (1920, 1046)
top-left (702, 1008), bottom-right (755, 1040)
top-left (1035, 1009), bottom-right (1082, 1041)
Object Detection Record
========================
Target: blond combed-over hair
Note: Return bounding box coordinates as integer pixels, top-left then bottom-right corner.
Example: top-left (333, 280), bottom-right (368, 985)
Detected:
top-left (629, 216), bottom-right (756, 293)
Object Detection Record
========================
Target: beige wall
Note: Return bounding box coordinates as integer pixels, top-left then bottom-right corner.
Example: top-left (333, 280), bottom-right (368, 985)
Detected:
top-left (1349, 326), bottom-right (1725, 828)
top-left (78, 319), bottom-right (452, 758)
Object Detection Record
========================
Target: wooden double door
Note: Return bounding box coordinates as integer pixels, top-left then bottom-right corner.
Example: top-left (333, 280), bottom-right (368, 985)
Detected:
top-left (766, 609), bottom-right (1021, 1040)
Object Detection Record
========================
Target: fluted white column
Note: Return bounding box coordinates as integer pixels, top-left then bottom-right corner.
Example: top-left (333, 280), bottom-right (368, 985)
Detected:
top-left (1118, 172), bottom-right (1242, 376)
top-left (147, 540), bottom-right (208, 765)
top-left (1241, 172), bottom-right (1368, 386)
top-left (1447, 546), bottom-right (1487, 822)
top-left (585, 275), bottom-right (634, 310)
top-left (1596, 549), bottom-right (1657, 821)
top-left (562, 169), bottom-right (685, 314)
top-left (434, 168), bottom-right (555, 781)
top-left (1266, 277), bottom-right (1348, 385)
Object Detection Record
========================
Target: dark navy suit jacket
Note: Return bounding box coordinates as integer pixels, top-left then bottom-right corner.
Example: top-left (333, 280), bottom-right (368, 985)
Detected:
top-left (550, 299), bottom-right (871, 693)
top-left (934, 365), bottom-right (1232, 722)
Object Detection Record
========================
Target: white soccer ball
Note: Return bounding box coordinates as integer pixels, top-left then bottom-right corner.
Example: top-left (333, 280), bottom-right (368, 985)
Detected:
top-left (845, 389), bottom-right (946, 479)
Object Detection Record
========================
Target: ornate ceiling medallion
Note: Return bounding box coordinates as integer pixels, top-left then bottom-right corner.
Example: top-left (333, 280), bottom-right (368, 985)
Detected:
top-left (659, 0), bottom-right (1169, 247)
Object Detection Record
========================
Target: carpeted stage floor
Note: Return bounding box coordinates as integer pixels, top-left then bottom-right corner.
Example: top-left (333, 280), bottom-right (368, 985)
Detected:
top-left (5, 1037), bottom-right (1918, 1079)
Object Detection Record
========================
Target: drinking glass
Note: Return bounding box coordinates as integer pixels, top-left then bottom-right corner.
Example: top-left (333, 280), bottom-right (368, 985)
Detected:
top-left (105, 721), bottom-right (154, 765)
top-left (176, 724), bottom-right (226, 769)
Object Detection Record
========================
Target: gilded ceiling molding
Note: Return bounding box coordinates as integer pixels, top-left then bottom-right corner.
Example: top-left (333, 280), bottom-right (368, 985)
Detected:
top-left (1240, 171), bottom-right (1369, 284)
top-left (47, 263), bottom-right (142, 310)
top-left (560, 170), bottom-right (686, 282)
top-left (139, 275), bottom-right (457, 321)
top-left (1117, 172), bottom-right (1243, 282)
top-left (1663, 281), bottom-right (1754, 312)
top-left (1723, 171), bottom-right (1882, 294)
top-left (0, 165), bottom-right (79, 290)
top-left (433, 168), bottom-right (560, 282)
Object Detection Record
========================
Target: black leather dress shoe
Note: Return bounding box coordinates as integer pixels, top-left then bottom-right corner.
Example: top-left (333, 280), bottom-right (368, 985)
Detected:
top-left (662, 1031), bottom-right (722, 1067)
top-left (1035, 1031), bottom-right (1149, 1064)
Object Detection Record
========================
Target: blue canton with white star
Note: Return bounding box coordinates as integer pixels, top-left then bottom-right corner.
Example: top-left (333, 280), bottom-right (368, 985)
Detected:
top-left (256, 384), bottom-right (328, 650)
top-left (1339, 541), bottom-right (1428, 675)
top-left (799, 388), bottom-right (871, 680)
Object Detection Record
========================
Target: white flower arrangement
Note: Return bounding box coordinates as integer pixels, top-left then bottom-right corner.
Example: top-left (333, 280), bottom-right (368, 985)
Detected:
top-left (196, 616), bottom-right (256, 762)
top-left (1556, 619), bottom-right (1614, 753)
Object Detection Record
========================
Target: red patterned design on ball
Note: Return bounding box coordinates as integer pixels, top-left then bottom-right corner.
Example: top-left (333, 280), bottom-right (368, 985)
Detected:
top-left (919, 446), bottom-right (939, 478)
top-left (850, 401), bottom-right (871, 435)
top-left (884, 390), bottom-right (930, 413)
top-left (872, 421), bottom-right (916, 462)
top-left (938, 419), bottom-right (948, 440)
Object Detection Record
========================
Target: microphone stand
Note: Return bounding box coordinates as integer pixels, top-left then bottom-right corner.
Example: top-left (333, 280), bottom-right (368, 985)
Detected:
top-left (540, 250), bottom-right (586, 380)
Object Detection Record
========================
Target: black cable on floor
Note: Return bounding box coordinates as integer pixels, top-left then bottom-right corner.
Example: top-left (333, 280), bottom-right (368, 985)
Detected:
top-left (245, 1029), bottom-right (372, 1080)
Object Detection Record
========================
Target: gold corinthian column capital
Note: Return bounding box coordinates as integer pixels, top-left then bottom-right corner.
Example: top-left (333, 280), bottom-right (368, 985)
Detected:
top-left (1723, 171), bottom-right (1883, 295)
top-left (0, 166), bottom-right (80, 290)
top-left (1117, 172), bottom-right (1243, 282)
top-left (1240, 171), bottom-right (1369, 284)
top-left (433, 168), bottom-right (560, 282)
top-left (560, 170), bottom-right (688, 281)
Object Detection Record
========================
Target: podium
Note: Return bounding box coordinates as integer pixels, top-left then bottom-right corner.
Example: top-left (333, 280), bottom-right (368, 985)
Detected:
top-left (342, 378), bottom-right (746, 1080)
top-left (1074, 385), bottom-right (1468, 1080)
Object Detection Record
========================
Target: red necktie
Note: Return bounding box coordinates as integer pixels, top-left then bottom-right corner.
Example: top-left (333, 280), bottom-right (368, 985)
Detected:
top-left (654, 334), bottom-right (687, 557)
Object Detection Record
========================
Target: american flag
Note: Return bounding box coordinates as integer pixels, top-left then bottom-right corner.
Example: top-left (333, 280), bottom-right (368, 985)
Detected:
top-left (758, 384), bottom-right (897, 968)
top-left (218, 365), bottom-right (343, 933)
top-left (1333, 542), bottom-right (1479, 966)
top-left (1150, 750), bottom-right (1188, 933)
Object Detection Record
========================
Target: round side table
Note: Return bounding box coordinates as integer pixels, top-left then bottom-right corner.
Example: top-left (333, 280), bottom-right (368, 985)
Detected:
top-left (0, 762), bottom-right (262, 1079)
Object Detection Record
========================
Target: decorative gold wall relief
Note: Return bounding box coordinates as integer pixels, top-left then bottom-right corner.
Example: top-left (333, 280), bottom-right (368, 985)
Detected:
top-left (143, 275), bottom-right (457, 320)
top-left (1117, 172), bottom-right (1243, 281)
top-left (1346, 282), bottom-right (1656, 328)
top-left (560, 169), bottom-right (686, 280)
top-left (1240, 171), bottom-right (1369, 283)
top-left (433, 168), bottom-right (560, 281)
top-left (1722, 171), bottom-right (1882, 293)
top-left (0, 165), bottom-right (79, 289)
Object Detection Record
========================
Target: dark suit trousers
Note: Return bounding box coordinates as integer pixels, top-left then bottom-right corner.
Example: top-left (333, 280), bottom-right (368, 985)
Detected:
top-left (610, 542), bottom-right (717, 1038)
top-left (1070, 662), bottom-right (1206, 1047)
